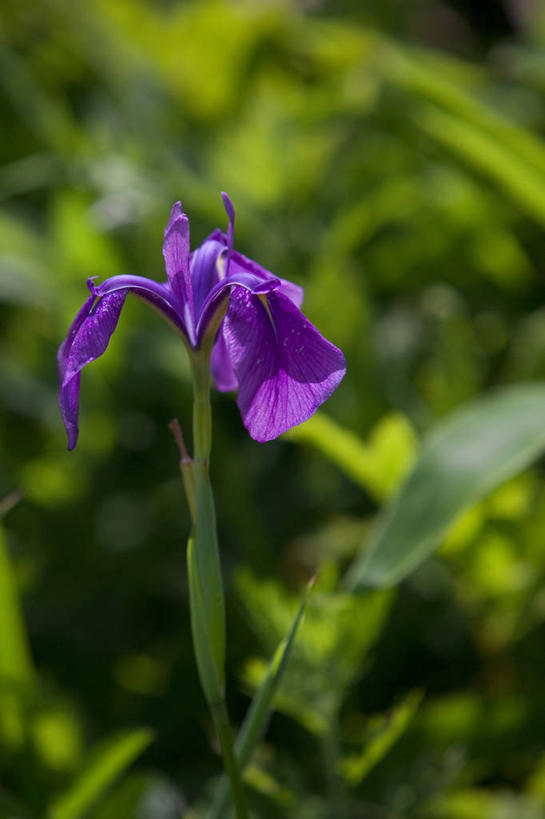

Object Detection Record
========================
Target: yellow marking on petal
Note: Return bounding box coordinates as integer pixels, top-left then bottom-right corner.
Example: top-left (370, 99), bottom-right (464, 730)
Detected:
top-left (258, 293), bottom-right (273, 322)
top-left (216, 250), bottom-right (227, 281)
top-left (258, 293), bottom-right (278, 339)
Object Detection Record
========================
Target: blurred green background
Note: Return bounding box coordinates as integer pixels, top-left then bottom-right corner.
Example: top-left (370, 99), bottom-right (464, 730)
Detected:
top-left (3, 0), bottom-right (545, 816)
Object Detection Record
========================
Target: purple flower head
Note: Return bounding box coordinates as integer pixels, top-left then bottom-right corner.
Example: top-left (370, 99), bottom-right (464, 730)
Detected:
top-left (58, 194), bottom-right (346, 449)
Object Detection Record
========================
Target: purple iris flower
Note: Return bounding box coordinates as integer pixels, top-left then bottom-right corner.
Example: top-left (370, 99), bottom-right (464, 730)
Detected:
top-left (58, 194), bottom-right (346, 449)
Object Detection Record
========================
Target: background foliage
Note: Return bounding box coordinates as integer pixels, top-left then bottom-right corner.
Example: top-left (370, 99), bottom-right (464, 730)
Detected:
top-left (2, 0), bottom-right (545, 816)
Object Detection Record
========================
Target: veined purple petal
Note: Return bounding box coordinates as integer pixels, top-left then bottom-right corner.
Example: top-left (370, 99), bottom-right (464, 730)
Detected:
top-left (163, 201), bottom-right (194, 341)
top-left (58, 294), bottom-right (97, 449)
top-left (59, 374), bottom-right (81, 451)
top-left (59, 291), bottom-right (126, 449)
top-left (94, 274), bottom-right (187, 337)
top-left (58, 293), bottom-right (95, 382)
top-left (221, 289), bottom-right (346, 442)
top-left (58, 273), bottom-right (189, 449)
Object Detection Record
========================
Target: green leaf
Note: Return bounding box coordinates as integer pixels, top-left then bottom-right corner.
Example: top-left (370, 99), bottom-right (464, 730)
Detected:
top-left (426, 788), bottom-right (544, 819)
top-left (209, 577), bottom-right (313, 818)
top-left (384, 43), bottom-right (545, 178)
top-left (286, 412), bottom-right (416, 501)
top-left (340, 690), bottom-right (422, 786)
top-left (346, 384), bottom-right (545, 590)
top-left (417, 104), bottom-right (545, 228)
top-left (48, 728), bottom-right (154, 819)
top-left (186, 533), bottom-right (225, 707)
top-left (378, 43), bottom-right (545, 228)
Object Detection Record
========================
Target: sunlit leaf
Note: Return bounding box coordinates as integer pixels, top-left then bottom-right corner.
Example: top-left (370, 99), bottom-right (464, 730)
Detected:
top-left (286, 412), bottom-right (416, 501)
top-left (417, 105), bottom-right (545, 227)
top-left (385, 43), bottom-right (545, 177)
top-left (426, 787), bottom-right (544, 819)
top-left (347, 384), bottom-right (545, 589)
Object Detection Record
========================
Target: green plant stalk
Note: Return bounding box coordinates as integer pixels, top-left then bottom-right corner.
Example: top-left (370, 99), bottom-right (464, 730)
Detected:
top-left (188, 353), bottom-right (249, 819)
top-left (190, 354), bottom-right (226, 692)
top-left (210, 578), bottom-right (313, 818)
top-left (210, 700), bottom-right (248, 819)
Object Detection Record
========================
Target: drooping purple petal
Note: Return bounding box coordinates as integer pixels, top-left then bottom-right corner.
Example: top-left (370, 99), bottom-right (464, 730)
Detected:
top-left (59, 373), bottom-right (81, 452)
top-left (58, 293), bottom-right (96, 383)
top-left (58, 293), bottom-right (96, 449)
top-left (221, 288), bottom-right (346, 442)
top-left (94, 274), bottom-right (187, 337)
top-left (59, 291), bottom-right (126, 449)
top-left (163, 201), bottom-right (194, 340)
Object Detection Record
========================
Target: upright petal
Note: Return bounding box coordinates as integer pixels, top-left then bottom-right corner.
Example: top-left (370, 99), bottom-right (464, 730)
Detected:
top-left (221, 192), bottom-right (235, 255)
top-left (163, 202), bottom-right (194, 340)
top-left (189, 194), bottom-right (237, 326)
top-left (228, 252), bottom-right (304, 309)
top-left (58, 291), bottom-right (126, 449)
top-left (211, 329), bottom-right (238, 392)
top-left (207, 228), bottom-right (304, 309)
top-left (195, 268), bottom-right (280, 348)
top-left (222, 288), bottom-right (346, 442)
top-left (190, 238), bottom-right (224, 318)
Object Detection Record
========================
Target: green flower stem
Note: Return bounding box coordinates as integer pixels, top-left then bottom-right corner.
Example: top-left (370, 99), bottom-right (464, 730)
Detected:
top-left (210, 576), bottom-right (314, 818)
top-left (211, 700), bottom-right (249, 819)
top-left (187, 353), bottom-right (249, 819)
top-left (191, 355), bottom-right (225, 686)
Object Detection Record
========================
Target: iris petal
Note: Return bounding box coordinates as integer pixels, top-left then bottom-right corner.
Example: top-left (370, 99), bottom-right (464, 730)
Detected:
top-left (163, 201), bottom-right (194, 341)
top-left (190, 238), bottom-right (223, 317)
top-left (59, 291), bottom-right (126, 449)
top-left (221, 288), bottom-right (346, 442)
top-left (221, 192), bottom-right (235, 254)
top-left (211, 330), bottom-right (238, 392)
top-left (95, 275), bottom-right (187, 337)
top-left (228, 252), bottom-right (304, 308)
top-left (206, 231), bottom-right (304, 309)
top-left (195, 269), bottom-right (280, 347)
top-left (58, 273), bottom-right (189, 449)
